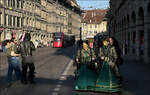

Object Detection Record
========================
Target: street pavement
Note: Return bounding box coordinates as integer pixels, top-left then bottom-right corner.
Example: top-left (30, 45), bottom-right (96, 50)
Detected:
top-left (0, 46), bottom-right (150, 95)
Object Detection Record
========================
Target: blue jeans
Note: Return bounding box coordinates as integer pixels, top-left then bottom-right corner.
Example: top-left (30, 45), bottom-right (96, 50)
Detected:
top-left (7, 57), bottom-right (22, 82)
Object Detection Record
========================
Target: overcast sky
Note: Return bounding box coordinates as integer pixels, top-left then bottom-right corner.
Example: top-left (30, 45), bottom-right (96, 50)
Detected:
top-left (76, 0), bottom-right (110, 10)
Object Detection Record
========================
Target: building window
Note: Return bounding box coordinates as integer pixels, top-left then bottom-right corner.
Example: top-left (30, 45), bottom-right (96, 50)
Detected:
top-left (4, 14), bottom-right (7, 26)
top-left (11, 0), bottom-right (13, 7)
top-left (10, 15), bottom-right (12, 26)
top-left (21, 18), bottom-right (24, 27)
top-left (8, 15), bottom-right (12, 26)
top-left (95, 25), bottom-right (97, 28)
top-left (8, 0), bottom-right (10, 7)
top-left (17, 17), bottom-right (20, 27)
top-left (17, 0), bottom-right (20, 8)
top-left (8, 15), bottom-right (11, 26)
top-left (12, 0), bottom-right (15, 8)
top-left (13, 16), bottom-right (16, 26)
top-left (26, 17), bottom-right (29, 25)
top-left (90, 31), bottom-right (92, 34)
top-left (90, 25), bottom-right (92, 28)
top-left (94, 31), bottom-right (97, 34)
top-left (21, 0), bottom-right (23, 9)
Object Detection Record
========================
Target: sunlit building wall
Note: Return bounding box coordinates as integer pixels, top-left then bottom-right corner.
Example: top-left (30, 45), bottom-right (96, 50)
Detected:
top-left (0, 0), bottom-right (81, 45)
top-left (81, 9), bottom-right (108, 40)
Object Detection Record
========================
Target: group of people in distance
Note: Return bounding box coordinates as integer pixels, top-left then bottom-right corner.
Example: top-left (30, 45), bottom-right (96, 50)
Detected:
top-left (74, 36), bottom-right (123, 93)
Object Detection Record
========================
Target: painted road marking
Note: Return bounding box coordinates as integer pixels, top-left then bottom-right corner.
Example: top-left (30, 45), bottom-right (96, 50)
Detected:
top-left (57, 81), bottom-right (63, 84)
top-left (52, 92), bottom-right (58, 95)
top-left (51, 58), bottom-right (74, 95)
top-left (62, 60), bottom-right (73, 76)
top-left (54, 88), bottom-right (60, 92)
top-left (59, 76), bottom-right (66, 80)
top-left (56, 84), bottom-right (61, 88)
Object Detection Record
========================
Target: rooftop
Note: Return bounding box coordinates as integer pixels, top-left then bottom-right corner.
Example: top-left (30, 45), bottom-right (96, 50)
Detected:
top-left (81, 9), bottom-right (108, 24)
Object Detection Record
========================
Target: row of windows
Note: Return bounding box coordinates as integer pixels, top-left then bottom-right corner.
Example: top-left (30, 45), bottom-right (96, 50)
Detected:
top-left (82, 24), bottom-right (104, 29)
top-left (4, 14), bottom-right (22, 27)
top-left (83, 31), bottom-right (98, 34)
top-left (7, 0), bottom-right (23, 9)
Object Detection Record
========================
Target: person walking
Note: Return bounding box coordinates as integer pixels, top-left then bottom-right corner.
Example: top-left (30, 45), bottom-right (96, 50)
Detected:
top-left (95, 37), bottom-right (122, 92)
top-left (5, 34), bottom-right (22, 86)
top-left (74, 41), bottom-right (97, 91)
top-left (18, 33), bottom-right (35, 84)
top-left (109, 37), bottom-right (123, 65)
top-left (109, 37), bottom-right (123, 79)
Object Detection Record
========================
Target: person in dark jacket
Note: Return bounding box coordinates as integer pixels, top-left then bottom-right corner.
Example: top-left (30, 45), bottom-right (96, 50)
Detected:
top-left (18, 33), bottom-right (35, 84)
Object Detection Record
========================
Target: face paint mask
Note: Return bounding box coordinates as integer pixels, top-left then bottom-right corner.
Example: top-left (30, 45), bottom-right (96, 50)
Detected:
top-left (103, 41), bottom-right (108, 46)
top-left (83, 43), bottom-right (88, 49)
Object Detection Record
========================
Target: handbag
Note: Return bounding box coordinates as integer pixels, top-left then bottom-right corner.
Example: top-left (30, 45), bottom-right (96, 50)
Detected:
top-left (23, 42), bottom-right (34, 64)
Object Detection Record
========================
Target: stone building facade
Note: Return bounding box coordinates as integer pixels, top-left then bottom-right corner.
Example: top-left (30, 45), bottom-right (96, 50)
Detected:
top-left (0, 0), bottom-right (81, 45)
top-left (81, 9), bottom-right (108, 40)
top-left (107, 0), bottom-right (150, 62)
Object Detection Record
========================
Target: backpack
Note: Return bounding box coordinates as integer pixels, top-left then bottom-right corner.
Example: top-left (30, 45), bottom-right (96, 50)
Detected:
top-left (22, 42), bottom-right (34, 64)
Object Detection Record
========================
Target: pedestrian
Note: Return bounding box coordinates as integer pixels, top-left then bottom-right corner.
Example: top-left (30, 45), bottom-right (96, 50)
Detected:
top-left (109, 37), bottom-right (123, 63)
top-left (5, 34), bottom-right (22, 86)
top-left (74, 41), bottom-right (97, 91)
top-left (18, 33), bottom-right (36, 84)
top-left (95, 37), bottom-right (122, 92)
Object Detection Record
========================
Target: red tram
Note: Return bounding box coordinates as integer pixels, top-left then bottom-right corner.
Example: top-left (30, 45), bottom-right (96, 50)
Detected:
top-left (52, 32), bottom-right (75, 48)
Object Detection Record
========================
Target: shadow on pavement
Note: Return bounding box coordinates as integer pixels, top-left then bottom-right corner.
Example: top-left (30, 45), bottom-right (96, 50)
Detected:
top-left (0, 76), bottom-right (76, 95)
top-left (52, 46), bottom-right (76, 60)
